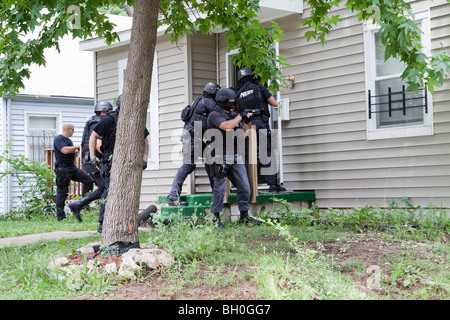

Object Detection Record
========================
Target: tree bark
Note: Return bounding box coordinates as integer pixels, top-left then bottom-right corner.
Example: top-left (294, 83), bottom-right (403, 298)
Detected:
top-left (101, 0), bottom-right (160, 247)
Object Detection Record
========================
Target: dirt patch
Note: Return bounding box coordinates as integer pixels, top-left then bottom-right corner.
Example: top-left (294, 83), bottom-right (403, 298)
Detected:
top-left (67, 252), bottom-right (123, 272)
top-left (75, 233), bottom-right (446, 300)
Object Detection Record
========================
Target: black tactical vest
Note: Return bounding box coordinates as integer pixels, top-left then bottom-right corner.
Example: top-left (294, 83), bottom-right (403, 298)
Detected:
top-left (81, 115), bottom-right (101, 158)
top-left (235, 81), bottom-right (270, 117)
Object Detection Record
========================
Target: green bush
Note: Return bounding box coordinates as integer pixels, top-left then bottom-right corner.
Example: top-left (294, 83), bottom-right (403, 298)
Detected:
top-left (0, 142), bottom-right (56, 218)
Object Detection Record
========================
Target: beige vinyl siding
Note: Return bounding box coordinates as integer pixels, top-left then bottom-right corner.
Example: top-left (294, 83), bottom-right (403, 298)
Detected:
top-left (272, 1), bottom-right (450, 208)
top-left (215, 2), bottom-right (450, 208)
top-left (96, 45), bottom-right (129, 102)
top-left (141, 34), bottom-right (190, 207)
top-left (95, 35), bottom-right (190, 208)
top-left (190, 33), bottom-right (217, 193)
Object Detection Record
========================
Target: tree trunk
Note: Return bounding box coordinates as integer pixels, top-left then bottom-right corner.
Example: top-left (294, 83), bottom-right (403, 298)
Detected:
top-left (101, 0), bottom-right (160, 247)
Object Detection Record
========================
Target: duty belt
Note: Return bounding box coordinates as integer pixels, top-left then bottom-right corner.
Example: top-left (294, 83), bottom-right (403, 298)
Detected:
top-left (55, 163), bottom-right (75, 168)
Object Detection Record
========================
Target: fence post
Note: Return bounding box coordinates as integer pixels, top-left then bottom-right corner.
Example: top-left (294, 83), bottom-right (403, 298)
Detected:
top-left (247, 124), bottom-right (258, 203)
top-left (44, 148), bottom-right (84, 200)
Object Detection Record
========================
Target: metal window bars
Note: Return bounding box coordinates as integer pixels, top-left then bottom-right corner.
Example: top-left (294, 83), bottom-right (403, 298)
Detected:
top-left (26, 131), bottom-right (56, 163)
top-left (368, 85), bottom-right (427, 119)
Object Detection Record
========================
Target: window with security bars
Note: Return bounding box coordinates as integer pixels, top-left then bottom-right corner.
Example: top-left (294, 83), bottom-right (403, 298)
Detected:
top-left (364, 9), bottom-right (433, 140)
top-left (368, 83), bottom-right (428, 127)
top-left (369, 31), bottom-right (427, 128)
top-left (27, 115), bottom-right (58, 162)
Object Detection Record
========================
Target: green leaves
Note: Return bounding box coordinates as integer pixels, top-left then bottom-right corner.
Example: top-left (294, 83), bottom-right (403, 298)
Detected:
top-left (159, 0), bottom-right (286, 93)
top-left (303, 0), bottom-right (450, 93)
top-left (0, 0), bottom-right (119, 96)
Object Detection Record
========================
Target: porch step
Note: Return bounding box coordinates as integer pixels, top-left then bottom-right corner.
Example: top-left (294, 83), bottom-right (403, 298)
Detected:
top-left (158, 191), bottom-right (315, 220)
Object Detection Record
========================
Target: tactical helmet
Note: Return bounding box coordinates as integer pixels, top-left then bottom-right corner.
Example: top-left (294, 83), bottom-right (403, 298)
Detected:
top-left (203, 82), bottom-right (221, 95)
top-left (116, 94), bottom-right (121, 108)
top-left (215, 88), bottom-right (236, 102)
top-left (237, 67), bottom-right (253, 82)
top-left (94, 101), bottom-right (113, 113)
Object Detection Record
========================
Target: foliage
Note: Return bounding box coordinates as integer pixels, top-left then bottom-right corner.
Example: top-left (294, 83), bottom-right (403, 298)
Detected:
top-left (0, 0), bottom-right (119, 95)
top-left (159, 0), bottom-right (286, 91)
top-left (0, 141), bottom-right (56, 218)
top-left (303, 0), bottom-right (450, 93)
top-left (2, 0), bottom-right (449, 95)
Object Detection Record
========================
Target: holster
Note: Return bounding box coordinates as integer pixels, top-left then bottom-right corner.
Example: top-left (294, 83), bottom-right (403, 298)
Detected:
top-left (55, 167), bottom-right (73, 187)
top-left (211, 162), bottom-right (228, 178)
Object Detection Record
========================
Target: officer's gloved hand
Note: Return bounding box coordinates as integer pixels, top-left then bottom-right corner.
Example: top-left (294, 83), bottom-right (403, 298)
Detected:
top-left (239, 111), bottom-right (252, 124)
top-left (143, 159), bottom-right (148, 170)
top-left (90, 154), bottom-right (100, 167)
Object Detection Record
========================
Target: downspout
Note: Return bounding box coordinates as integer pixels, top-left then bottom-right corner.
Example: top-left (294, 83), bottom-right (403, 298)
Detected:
top-left (216, 33), bottom-right (220, 84)
top-left (93, 51), bottom-right (98, 103)
top-left (5, 98), bottom-right (12, 213)
top-left (275, 41), bottom-right (283, 185)
top-left (185, 34), bottom-right (194, 194)
top-left (1, 98), bottom-right (6, 214)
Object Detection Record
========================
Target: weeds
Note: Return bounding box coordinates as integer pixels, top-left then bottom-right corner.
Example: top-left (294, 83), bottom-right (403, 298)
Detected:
top-left (0, 197), bottom-right (448, 300)
top-left (0, 141), bottom-right (56, 219)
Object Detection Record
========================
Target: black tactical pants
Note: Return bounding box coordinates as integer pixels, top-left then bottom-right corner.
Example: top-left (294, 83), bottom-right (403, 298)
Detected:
top-left (252, 120), bottom-right (278, 186)
top-left (54, 165), bottom-right (93, 221)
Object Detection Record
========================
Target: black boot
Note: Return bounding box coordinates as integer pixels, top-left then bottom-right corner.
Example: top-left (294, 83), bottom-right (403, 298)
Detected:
top-left (68, 201), bottom-right (83, 222)
top-left (97, 221), bottom-right (103, 233)
top-left (213, 212), bottom-right (225, 229)
top-left (68, 189), bottom-right (102, 222)
top-left (239, 211), bottom-right (262, 225)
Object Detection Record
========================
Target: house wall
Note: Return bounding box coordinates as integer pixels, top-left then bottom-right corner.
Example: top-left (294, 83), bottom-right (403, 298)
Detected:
top-left (191, 33), bottom-right (218, 193)
top-left (143, 34), bottom-right (190, 208)
top-left (261, 1), bottom-right (450, 208)
top-left (0, 98), bottom-right (5, 213)
top-left (0, 96), bottom-right (93, 214)
top-left (92, 1), bottom-right (450, 211)
top-left (95, 35), bottom-right (192, 209)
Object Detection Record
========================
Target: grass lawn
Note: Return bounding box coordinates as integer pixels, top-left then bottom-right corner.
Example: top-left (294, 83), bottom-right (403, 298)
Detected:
top-left (0, 202), bottom-right (449, 301)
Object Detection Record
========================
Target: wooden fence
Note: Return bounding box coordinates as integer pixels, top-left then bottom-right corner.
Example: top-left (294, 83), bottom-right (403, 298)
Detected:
top-left (44, 149), bottom-right (84, 200)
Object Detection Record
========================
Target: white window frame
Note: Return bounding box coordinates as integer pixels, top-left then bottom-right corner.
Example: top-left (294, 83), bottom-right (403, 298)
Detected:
top-left (364, 9), bottom-right (433, 140)
top-left (225, 49), bottom-right (239, 88)
top-left (25, 112), bottom-right (60, 162)
top-left (118, 54), bottom-right (159, 170)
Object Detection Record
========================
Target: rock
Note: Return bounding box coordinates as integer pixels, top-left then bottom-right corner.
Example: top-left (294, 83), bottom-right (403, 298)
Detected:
top-left (76, 242), bottom-right (100, 254)
top-left (118, 256), bottom-right (141, 280)
top-left (47, 246), bottom-right (175, 283)
top-left (47, 255), bottom-right (70, 270)
top-left (122, 248), bottom-right (175, 269)
top-left (63, 265), bottom-right (84, 290)
top-left (104, 262), bottom-right (118, 274)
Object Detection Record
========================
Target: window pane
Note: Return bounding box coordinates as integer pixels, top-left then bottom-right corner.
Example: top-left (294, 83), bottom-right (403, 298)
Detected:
top-left (375, 32), bottom-right (405, 77)
top-left (228, 54), bottom-right (238, 88)
top-left (27, 115), bottom-right (57, 162)
top-left (375, 78), bottom-right (424, 128)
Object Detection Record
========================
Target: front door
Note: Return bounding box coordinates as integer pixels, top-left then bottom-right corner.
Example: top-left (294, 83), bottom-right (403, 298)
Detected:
top-left (225, 52), bottom-right (284, 189)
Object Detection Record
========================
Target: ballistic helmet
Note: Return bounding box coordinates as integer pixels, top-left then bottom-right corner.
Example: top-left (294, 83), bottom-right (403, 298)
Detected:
top-left (237, 67), bottom-right (253, 82)
top-left (215, 88), bottom-right (236, 103)
top-left (203, 82), bottom-right (221, 95)
top-left (94, 101), bottom-right (113, 113)
top-left (116, 94), bottom-right (121, 108)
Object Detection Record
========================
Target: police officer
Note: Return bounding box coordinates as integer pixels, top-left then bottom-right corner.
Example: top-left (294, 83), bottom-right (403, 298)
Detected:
top-left (206, 88), bottom-right (261, 228)
top-left (235, 67), bottom-right (286, 193)
top-left (89, 95), bottom-right (149, 233)
top-left (53, 123), bottom-right (93, 222)
top-left (166, 82), bottom-right (220, 206)
top-left (67, 101), bottom-right (113, 219)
